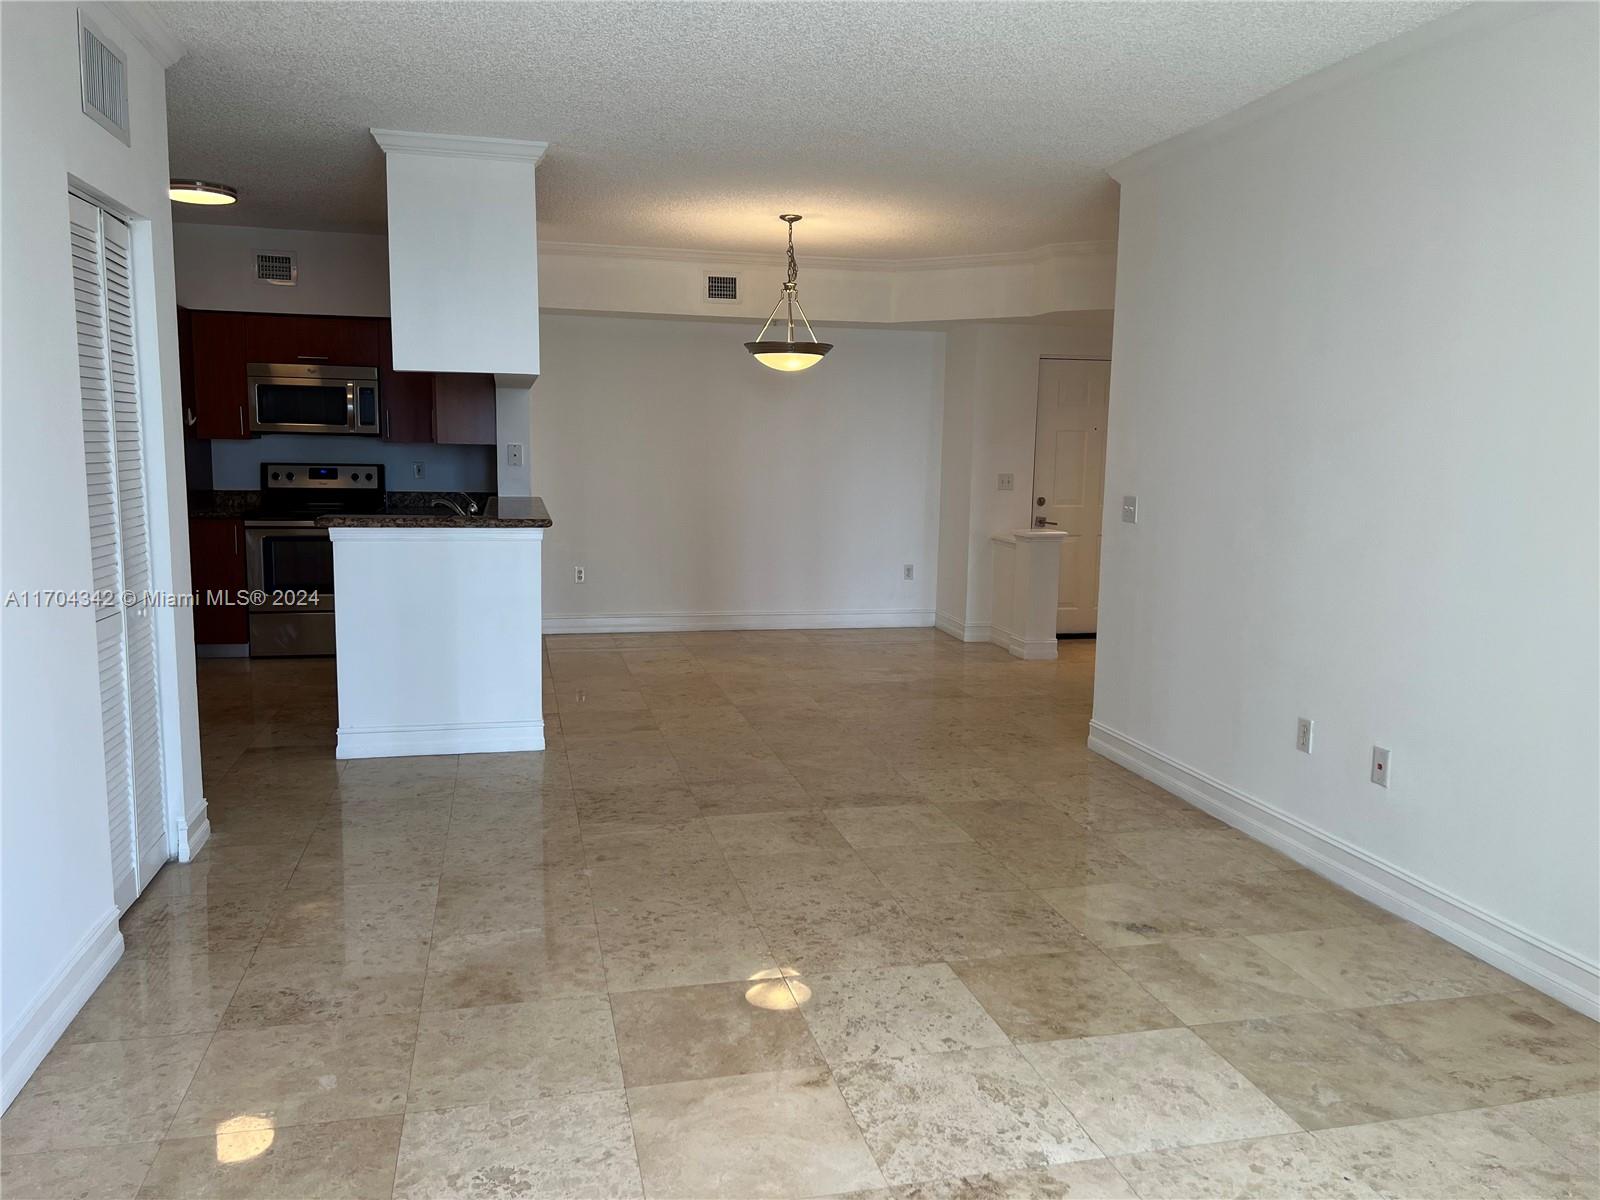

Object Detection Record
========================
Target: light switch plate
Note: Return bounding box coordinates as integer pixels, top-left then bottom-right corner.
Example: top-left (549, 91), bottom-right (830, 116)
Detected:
top-left (998, 473), bottom-right (1014, 492)
top-left (506, 443), bottom-right (524, 467)
top-left (1121, 495), bottom-right (1138, 524)
top-left (1371, 746), bottom-right (1391, 787)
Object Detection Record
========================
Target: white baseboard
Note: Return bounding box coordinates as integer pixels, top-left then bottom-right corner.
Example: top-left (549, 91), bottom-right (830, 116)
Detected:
top-left (1088, 721), bottom-right (1600, 1020)
top-left (2, 909), bottom-right (123, 1111)
top-left (176, 806), bottom-right (210, 862)
top-left (338, 719), bottom-right (545, 759)
top-left (545, 609), bottom-right (934, 635)
top-left (988, 625), bottom-right (1058, 661)
top-left (934, 611), bottom-right (992, 643)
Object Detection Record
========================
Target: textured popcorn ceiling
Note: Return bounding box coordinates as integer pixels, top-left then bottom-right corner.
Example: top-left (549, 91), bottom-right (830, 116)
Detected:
top-left (157, 0), bottom-right (1458, 257)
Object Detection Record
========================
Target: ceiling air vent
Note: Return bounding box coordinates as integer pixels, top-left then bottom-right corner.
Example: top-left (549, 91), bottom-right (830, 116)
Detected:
top-left (255, 252), bottom-right (298, 286)
top-left (78, 11), bottom-right (130, 145)
top-left (704, 273), bottom-right (739, 303)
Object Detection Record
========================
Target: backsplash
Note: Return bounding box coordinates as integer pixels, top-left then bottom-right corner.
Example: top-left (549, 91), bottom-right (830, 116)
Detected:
top-left (208, 433), bottom-right (495, 493)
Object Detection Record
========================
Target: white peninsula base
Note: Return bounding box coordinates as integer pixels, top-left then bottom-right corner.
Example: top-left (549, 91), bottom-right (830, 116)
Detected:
top-left (329, 525), bottom-right (545, 758)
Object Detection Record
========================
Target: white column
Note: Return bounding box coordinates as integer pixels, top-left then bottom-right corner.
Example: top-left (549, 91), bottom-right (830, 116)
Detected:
top-left (990, 530), bottom-right (1069, 660)
top-left (370, 130), bottom-right (546, 378)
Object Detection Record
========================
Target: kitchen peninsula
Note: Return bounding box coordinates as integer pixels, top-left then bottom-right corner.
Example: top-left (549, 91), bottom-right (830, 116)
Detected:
top-left (319, 497), bottom-right (552, 758)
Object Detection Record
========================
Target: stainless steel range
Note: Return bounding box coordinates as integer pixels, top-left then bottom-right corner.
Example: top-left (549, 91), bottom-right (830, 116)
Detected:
top-left (245, 462), bottom-right (384, 657)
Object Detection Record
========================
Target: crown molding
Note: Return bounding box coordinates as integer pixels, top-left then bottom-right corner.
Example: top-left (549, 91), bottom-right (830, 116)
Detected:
top-left (370, 129), bottom-right (548, 164)
top-left (1108, 2), bottom-right (1543, 183)
top-left (536, 238), bottom-right (1116, 273)
top-left (102, 2), bottom-right (184, 68)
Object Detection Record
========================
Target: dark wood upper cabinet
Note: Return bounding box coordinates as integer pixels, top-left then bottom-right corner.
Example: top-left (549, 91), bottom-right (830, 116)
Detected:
top-left (177, 306), bottom-right (196, 438)
top-left (243, 313), bottom-right (369, 365)
top-left (369, 320), bottom-right (433, 443)
top-left (432, 374), bottom-right (497, 445)
top-left (179, 310), bottom-right (497, 447)
top-left (188, 310), bottom-right (250, 439)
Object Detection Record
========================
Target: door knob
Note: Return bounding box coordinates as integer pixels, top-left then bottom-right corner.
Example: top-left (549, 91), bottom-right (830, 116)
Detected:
top-left (1035, 517), bottom-right (1058, 527)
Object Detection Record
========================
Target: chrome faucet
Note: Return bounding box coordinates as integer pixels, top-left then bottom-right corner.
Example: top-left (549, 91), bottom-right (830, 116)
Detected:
top-left (430, 493), bottom-right (479, 518)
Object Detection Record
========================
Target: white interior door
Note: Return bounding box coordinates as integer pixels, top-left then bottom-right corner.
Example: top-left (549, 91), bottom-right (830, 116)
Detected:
top-left (71, 192), bottom-right (169, 910)
top-left (1031, 358), bottom-right (1111, 635)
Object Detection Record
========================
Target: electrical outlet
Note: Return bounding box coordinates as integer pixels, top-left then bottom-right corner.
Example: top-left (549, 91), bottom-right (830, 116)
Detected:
top-left (903, 563), bottom-right (915, 581)
top-left (1371, 745), bottom-right (1391, 787)
top-left (1296, 718), bottom-right (1314, 754)
top-left (506, 443), bottom-right (524, 467)
top-left (574, 566), bottom-right (585, 584)
top-left (411, 461), bottom-right (425, 481)
top-left (998, 473), bottom-right (1014, 492)
top-left (1121, 495), bottom-right (1138, 524)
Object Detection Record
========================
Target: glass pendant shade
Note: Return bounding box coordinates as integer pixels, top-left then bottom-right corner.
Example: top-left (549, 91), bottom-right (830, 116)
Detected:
top-left (746, 344), bottom-right (830, 372)
top-left (169, 180), bottom-right (238, 205)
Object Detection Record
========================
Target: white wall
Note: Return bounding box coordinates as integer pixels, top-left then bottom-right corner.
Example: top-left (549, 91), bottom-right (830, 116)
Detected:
top-left (533, 314), bottom-right (944, 629)
top-left (1, 2), bottom-right (200, 1105)
top-left (540, 239), bottom-right (1116, 325)
top-left (936, 320), bottom-right (1113, 638)
top-left (173, 223), bottom-right (390, 315)
top-left (1094, 4), bottom-right (1599, 1013)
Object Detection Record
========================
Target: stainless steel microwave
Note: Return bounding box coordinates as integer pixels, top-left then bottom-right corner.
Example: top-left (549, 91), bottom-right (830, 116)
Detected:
top-left (247, 363), bottom-right (380, 436)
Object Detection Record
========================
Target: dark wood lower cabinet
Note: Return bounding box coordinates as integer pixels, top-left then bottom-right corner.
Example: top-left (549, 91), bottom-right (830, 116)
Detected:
top-left (189, 517), bottom-right (248, 645)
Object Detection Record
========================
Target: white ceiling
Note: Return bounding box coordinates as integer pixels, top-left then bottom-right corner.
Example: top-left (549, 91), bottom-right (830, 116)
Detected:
top-left (155, 1), bottom-right (1458, 258)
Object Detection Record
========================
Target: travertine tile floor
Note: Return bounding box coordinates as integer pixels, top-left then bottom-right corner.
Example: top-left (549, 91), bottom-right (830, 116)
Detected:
top-left (4, 631), bottom-right (1596, 1198)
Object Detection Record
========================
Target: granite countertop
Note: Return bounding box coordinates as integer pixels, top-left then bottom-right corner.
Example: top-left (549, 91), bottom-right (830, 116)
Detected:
top-left (316, 495), bottom-right (552, 529)
top-left (189, 490), bottom-right (265, 520)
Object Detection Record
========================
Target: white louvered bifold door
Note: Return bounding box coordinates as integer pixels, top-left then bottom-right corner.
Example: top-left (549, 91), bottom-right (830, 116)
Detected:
top-left (70, 192), bottom-right (169, 911)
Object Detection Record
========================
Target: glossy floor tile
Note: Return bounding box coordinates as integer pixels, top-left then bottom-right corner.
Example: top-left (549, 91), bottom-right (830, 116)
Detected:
top-left (1019, 1027), bottom-right (1301, 1155)
top-left (832, 1045), bottom-right (1101, 1184)
top-left (628, 1066), bottom-right (885, 1198)
top-left (5, 637), bottom-right (1593, 1199)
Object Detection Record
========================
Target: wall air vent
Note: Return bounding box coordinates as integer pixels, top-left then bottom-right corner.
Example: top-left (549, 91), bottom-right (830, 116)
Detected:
top-left (255, 252), bottom-right (298, 286)
top-left (78, 11), bottom-right (130, 145)
top-left (704, 274), bottom-right (739, 303)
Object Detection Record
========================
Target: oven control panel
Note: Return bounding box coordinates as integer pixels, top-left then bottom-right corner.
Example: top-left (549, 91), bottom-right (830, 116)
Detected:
top-left (262, 463), bottom-right (384, 491)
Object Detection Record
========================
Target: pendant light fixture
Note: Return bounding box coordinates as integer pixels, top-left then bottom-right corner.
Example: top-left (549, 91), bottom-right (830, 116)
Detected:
top-left (169, 180), bottom-right (238, 206)
top-left (745, 214), bottom-right (832, 372)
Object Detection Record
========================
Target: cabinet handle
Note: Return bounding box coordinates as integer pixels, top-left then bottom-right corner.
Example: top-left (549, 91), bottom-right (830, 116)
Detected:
top-left (384, 411), bottom-right (390, 439)
top-left (238, 408), bottom-right (245, 437)
top-left (296, 355), bottom-right (329, 361)
top-left (232, 525), bottom-right (238, 554)
top-left (184, 408), bottom-right (197, 428)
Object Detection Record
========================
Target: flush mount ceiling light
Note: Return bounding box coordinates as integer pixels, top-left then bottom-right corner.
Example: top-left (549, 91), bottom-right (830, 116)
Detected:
top-left (169, 179), bottom-right (238, 206)
top-left (745, 214), bottom-right (832, 372)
